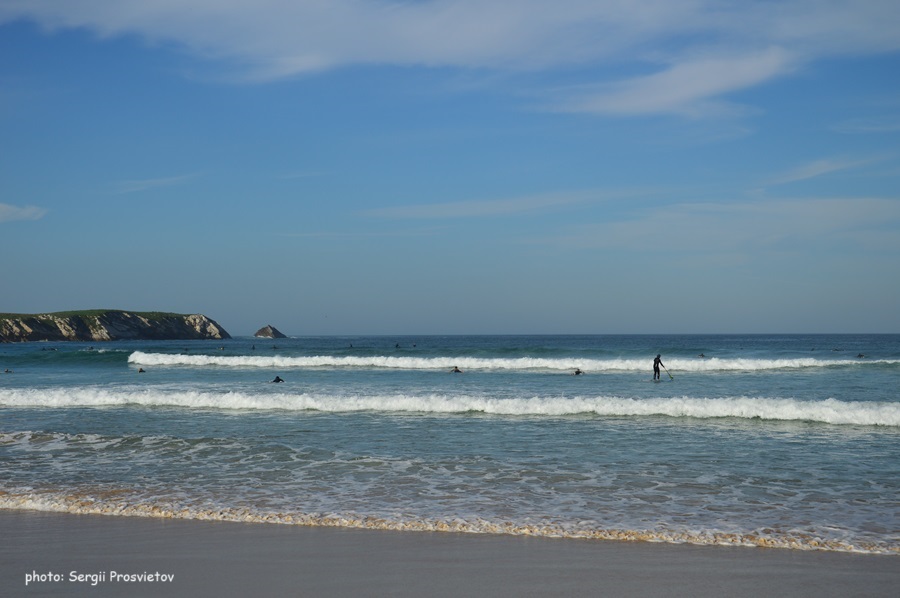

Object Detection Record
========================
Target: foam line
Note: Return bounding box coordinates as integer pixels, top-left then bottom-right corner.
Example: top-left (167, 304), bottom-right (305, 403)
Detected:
top-left (2, 388), bottom-right (897, 426)
top-left (127, 351), bottom-right (899, 372)
top-left (0, 491), bottom-right (895, 555)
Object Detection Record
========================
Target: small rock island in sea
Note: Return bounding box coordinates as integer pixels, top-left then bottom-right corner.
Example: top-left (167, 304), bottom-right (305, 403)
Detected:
top-left (254, 325), bottom-right (287, 339)
top-left (0, 310), bottom-right (230, 343)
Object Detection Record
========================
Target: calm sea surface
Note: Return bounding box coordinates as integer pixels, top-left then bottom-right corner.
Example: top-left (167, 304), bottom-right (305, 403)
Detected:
top-left (1, 334), bottom-right (898, 554)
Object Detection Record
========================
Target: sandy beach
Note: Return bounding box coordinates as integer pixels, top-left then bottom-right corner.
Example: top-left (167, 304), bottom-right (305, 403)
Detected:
top-left (2, 510), bottom-right (897, 597)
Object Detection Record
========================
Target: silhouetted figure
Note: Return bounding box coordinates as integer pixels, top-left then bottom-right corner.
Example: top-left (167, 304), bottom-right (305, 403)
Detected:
top-left (653, 354), bottom-right (664, 380)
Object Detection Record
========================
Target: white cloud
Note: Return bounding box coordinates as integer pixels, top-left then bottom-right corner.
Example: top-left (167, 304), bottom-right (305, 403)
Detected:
top-left (552, 48), bottom-right (794, 117)
top-left (2, 1), bottom-right (899, 116)
top-left (0, 1), bottom-right (686, 72)
top-left (0, 203), bottom-right (47, 223)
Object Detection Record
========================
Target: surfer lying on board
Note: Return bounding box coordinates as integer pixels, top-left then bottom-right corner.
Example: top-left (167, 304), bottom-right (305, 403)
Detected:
top-left (450, 366), bottom-right (463, 373)
top-left (653, 355), bottom-right (664, 380)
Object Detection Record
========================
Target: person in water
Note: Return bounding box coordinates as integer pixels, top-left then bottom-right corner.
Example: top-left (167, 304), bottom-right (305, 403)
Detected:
top-left (573, 368), bottom-right (584, 375)
top-left (450, 366), bottom-right (462, 373)
top-left (653, 354), bottom-right (664, 380)
top-left (272, 376), bottom-right (284, 383)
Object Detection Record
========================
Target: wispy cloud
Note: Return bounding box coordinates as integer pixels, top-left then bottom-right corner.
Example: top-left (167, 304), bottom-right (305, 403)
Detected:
top-left (278, 171), bottom-right (328, 180)
top-left (551, 48), bottom-right (794, 117)
top-left (833, 118), bottom-right (900, 134)
top-left (3, 1), bottom-right (899, 118)
top-left (552, 196), bottom-right (900, 253)
top-left (110, 173), bottom-right (199, 194)
top-left (365, 190), bottom-right (600, 220)
top-left (278, 229), bottom-right (445, 239)
top-left (767, 157), bottom-right (877, 186)
top-left (0, 202), bottom-right (47, 223)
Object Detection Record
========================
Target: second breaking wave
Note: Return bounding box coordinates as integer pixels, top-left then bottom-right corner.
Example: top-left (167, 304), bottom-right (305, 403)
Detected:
top-left (1, 388), bottom-right (898, 426)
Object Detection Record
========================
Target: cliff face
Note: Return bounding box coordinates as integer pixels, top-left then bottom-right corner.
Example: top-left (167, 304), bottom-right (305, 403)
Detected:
top-left (254, 325), bottom-right (287, 339)
top-left (0, 311), bottom-right (230, 342)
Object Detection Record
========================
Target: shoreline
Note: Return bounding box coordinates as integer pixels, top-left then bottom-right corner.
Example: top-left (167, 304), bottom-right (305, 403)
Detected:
top-left (2, 493), bottom-right (894, 555)
top-left (3, 509), bottom-right (898, 597)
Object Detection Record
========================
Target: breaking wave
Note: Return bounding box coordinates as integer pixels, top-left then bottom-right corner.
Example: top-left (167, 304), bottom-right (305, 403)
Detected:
top-left (127, 351), bottom-right (898, 373)
top-left (1, 388), bottom-right (898, 426)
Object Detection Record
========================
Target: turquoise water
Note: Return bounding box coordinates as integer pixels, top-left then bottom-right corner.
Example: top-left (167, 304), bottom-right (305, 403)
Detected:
top-left (1, 334), bottom-right (898, 553)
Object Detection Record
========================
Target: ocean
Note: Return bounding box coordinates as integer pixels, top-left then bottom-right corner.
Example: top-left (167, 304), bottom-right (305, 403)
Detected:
top-left (1, 334), bottom-right (898, 555)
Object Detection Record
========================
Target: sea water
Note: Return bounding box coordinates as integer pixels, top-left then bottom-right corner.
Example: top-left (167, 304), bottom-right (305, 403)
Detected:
top-left (1, 334), bottom-right (898, 554)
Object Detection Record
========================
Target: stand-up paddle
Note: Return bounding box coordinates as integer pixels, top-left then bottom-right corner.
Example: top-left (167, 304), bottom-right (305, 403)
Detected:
top-left (663, 365), bottom-right (673, 380)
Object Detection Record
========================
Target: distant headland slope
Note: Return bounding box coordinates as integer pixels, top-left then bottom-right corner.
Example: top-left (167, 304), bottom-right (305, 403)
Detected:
top-left (0, 310), bottom-right (230, 342)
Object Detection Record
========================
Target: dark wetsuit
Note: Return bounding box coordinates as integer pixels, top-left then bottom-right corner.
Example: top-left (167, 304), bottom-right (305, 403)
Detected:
top-left (653, 356), bottom-right (663, 380)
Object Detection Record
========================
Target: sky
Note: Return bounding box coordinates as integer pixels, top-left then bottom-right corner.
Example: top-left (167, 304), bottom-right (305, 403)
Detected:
top-left (1, 1), bottom-right (899, 335)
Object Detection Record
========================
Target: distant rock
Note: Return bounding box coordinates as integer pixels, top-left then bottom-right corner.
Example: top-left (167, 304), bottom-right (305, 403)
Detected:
top-left (254, 325), bottom-right (287, 339)
top-left (0, 310), bottom-right (230, 343)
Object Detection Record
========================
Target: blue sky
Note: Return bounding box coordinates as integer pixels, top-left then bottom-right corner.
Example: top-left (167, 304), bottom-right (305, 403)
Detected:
top-left (2, 1), bottom-right (899, 335)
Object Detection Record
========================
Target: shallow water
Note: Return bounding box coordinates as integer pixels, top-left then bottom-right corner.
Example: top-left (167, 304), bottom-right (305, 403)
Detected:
top-left (2, 334), bottom-right (898, 553)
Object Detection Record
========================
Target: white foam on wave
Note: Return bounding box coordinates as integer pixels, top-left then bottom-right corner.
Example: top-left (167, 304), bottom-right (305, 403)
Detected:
top-left (2, 388), bottom-right (898, 426)
top-left (127, 351), bottom-right (898, 373)
top-left (0, 490), bottom-right (895, 555)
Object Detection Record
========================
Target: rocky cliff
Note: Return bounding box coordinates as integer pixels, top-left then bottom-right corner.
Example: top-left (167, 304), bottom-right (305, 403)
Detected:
top-left (0, 310), bottom-right (230, 342)
top-left (254, 325), bottom-right (287, 339)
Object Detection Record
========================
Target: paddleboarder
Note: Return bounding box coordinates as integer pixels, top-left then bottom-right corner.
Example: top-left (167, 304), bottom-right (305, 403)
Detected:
top-left (653, 354), bottom-right (664, 380)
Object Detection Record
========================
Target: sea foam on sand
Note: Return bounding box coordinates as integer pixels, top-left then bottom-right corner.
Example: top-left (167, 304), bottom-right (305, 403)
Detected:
top-left (2, 510), bottom-right (897, 598)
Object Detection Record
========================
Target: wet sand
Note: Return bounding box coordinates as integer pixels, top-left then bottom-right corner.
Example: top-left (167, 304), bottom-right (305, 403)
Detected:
top-left (2, 509), bottom-right (897, 597)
